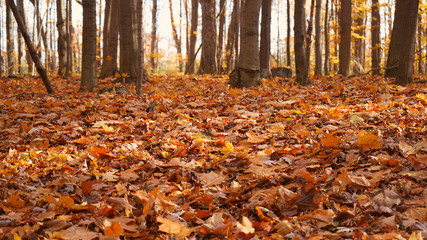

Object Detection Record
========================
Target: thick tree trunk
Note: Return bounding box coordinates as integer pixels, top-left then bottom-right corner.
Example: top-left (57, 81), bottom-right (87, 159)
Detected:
top-left (199, 0), bottom-right (217, 74)
top-left (305, 0), bottom-right (315, 74)
top-left (100, 0), bottom-right (119, 78)
top-left (294, 0), bottom-right (311, 85)
top-left (417, 14), bottom-right (423, 74)
top-left (186, 0), bottom-right (198, 74)
top-left (6, 3), bottom-right (15, 76)
top-left (17, 0), bottom-right (24, 74)
top-left (230, 0), bottom-right (262, 88)
top-left (371, 0), bottom-right (380, 75)
top-left (57, 0), bottom-right (68, 76)
top-left (169, 0), bottom-right (183, 72)
top-left (260, 0), bottom-right (272, 79)
top-left (119, 0), bottom-right (138, 81)
top-left (65, 0), bottom-right (72, 76)
top-left (385, 0), bottom-right (405, 78)
top-left (314, 0), bottom-right (322, 75)
top-left (150, 0), bottom-right (158, 72)
top-left (136, 0), bottom-right (144, 95)
top-left (353, 0), bottom-right (365, 74)
top-left (217, 0), bottom-right (226, 73)
top-left (6, 0), bottom-right (54, 93)
top-left (338, 0), bottom-right (351, 76)
top-left (324, 0), bottom-right (330, 75)
top-left (80, 0), bottom-right (98, 92)
top-left (395, 0), bottom-right (419, 86)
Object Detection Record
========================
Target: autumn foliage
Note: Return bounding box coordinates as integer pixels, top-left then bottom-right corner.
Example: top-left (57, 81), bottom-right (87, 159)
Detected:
top-left (0, 75), bottom-right (426, 239)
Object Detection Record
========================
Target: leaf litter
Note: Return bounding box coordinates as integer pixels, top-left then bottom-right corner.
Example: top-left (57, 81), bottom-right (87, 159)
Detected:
top-left (0, 75), bottom-right (426, 239)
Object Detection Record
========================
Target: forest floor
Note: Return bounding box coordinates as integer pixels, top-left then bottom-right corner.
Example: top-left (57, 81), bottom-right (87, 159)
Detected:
top-left (0, 74), bottom-right (426, 240)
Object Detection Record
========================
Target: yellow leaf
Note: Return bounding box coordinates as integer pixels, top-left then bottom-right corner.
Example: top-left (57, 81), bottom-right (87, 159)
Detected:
top-left (321, 133), bottom-right (340, 147)
top-left (14, 233), bottom-right (22, 240)
top-left (357, 132), bottom-right (383, 151)
top-left (157, 217), bottom-right (193, 236)
top-left (409, 232), bottom-right (423, 240)
top-left (294, 110), bottom-right (306, 114)
top-left (104, 221), bottom-right (123, 236)
top-left (221, 141), bottom-right (234, 155)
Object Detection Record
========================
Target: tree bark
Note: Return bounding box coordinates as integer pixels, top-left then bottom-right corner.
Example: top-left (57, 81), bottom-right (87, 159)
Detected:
top-left (395, 0), bottom-right (419, 86)
top-left (338, 0), bottom-right (351, 76)
top-left (294, 0), bottom-right (311, 85)
top-left (199, 0), bottom-right (217, 74)
top-left (6, 3), bottom-right (15, 76)
top-left (324, 0), bottom-right (330, 75)
top-left (385, 0), bottom-right (405, 78)
top-left (169, 0), bottom-right (183, 72)
top-left (186, 0), bottom-right (198, 74)
top-left (119, 0), bottom-right (138, 81)
top-left (100, 0), bottom-right (119, 78)
top-left (224, 0), bottom-right (239, 73)
top-left (56, 0), bottom-right (68, 76)
top-left (286, 0), bottom-right (291, 67)
top-left (230, 0), bottom-right (262, 88)
top-left (371, 0), bottom-right (380, 75)
top-left (150, 0), bottom-right (158, 72)
top-left (314, 0), bottom-right (322, 75)
top-left (417, 14), bottom-right (423, 74)
top-left (217, 0), bottom-right (226, 73)
top-left (260, 0), bottom-right (272, 79)
top-left (136, 0), bottom-right (144, 96)
top-left (65, 0), bottom-right (72, 76)
top-left (6, 0), bottom-right (54, 93)
top-left (80, 0), bottom-right (98, 92)
top-left (305, 0), bottom-right (315, 74)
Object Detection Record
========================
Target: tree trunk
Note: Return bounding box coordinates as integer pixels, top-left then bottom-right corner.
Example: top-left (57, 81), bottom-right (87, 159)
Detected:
top-left (65, 0), bottom-right (72, 76)
top-left (417, 14), bottom-right (423, 74)
top-left (260, 0), bottom-right (272, 79)
top-left (169, 0), bottom-right (183, 72)
top-left (6, 0), bottom-right (54, 93)
top-left (353, 0), bottom-right (365, 74)
top-left (371, 0), bottom-right (380, 75)
top-left (324, 0), bottom-right (330, 75)
top-left (119, 0), bottom-right (138, 81)
top-left (136, 0), bottom-right (144, 95)
top-left (199, 0), bottom-right (217, 74)
top-left (57, 0), bottom-right (68, 76)
top-left (286, 0), bottom-right (291, 67)
top-left (17, 0), bottom-right (24, 74)
top-left (100, 0), bottom-right (119, 78)
top-left (217, 0), bottom-right (226, 73)
top-left (395, 0), bottom-right (419, 86)
top-left (305, 0), bottom-right (315, 74)
top-left (385, 0), bottom-right (405, 78)
top-left (294, 0), bottom-right (311, 85)
top-left (150, 0), bottom-right (158, 72)
top-left (80, 0), bottom-right (98, 92)
top-left (314, 0), bottom-right (322, 75)
top-left (186, 0), bottom-right (198, 74)
top-left (224, 0), bottom-right (239, 73)
top-left (6, 3), bottom-right (15, 76)
top-left (338, 0), bottom-right (351, 76)
top-left (230, 0), bottom-right (262, 88)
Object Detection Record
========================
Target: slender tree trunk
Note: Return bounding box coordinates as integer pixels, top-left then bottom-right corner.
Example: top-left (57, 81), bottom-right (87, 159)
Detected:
top-left (6, 3), bottom-right (15, 76)
top-left (199, 0), bottom-right (217, 74)
top-left (230, 0), bottom-right (262, 88)
top-left (66, 0), bottom-right (72, 76)
top-left (286, 0), bottom-right (291, 67)
top-left (136, 0), bottom-right (144, 95)
top-left (371, 0), bottom-right (380, 75)
top-left (395, 0), bottom-right (419, 86)
top-left (314, 0), bottom-right (322, 75)
top-left (260, 0), bottom-right (272, 78)
top-left (169, 0), bottom-right (183, 72)
top-left (6, 0), bottom-right (54, 93)
top-left (417, 14), bottom-right (423, 74)
top-left (150, 0), bottom-right (158, 72)
top-left (99, 0), bottom-right (119, 78)
top-left (224, 0), bottom-right (238, 73)
top-left (184, 0), bottom-right (190, 70)
top-left (0, 11), bottom-right (2, 76)
top-left (186, 0), bottom-right (198, 74)
top-left (338, 0), bottom-right (351, 76)
top-left (294, 0), bottom-right (311, 85)
top-left (217, 0), bottom-right (226, 73)
top-left (57, 0), bottom-right (67, 76)
top-left (324, 0), bottom-right (330, 75)
top-left (305, 0), bottom-right (315, 74)
top-left (80, 0), bottom-right (98, 92)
